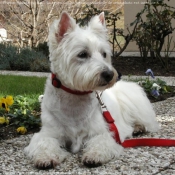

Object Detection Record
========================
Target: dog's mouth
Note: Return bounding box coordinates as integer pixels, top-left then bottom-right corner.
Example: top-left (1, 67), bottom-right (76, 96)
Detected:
top-left (100, 82), bottom-right (108, 86)
top-left (99, 80), bottom-right (115, 89)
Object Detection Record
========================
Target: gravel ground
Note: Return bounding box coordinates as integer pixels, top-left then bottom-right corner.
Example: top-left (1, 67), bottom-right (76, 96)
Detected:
top-left (1, 71), bottom-right (175, 174)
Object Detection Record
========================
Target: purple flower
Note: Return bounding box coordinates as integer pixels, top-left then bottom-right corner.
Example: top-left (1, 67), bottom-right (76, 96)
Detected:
top-left (145, 69), bottom-right (155, 79)
top-left (151, 89), bottom-right (160, 97)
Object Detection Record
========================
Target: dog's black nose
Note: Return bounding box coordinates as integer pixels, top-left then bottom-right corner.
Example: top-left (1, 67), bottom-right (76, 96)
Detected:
top-left (101, 70), bottom-right (114, 82)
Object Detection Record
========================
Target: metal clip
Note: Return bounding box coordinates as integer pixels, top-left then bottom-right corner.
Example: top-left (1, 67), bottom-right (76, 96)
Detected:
top-left (95, 91), bottom-right (107, 110)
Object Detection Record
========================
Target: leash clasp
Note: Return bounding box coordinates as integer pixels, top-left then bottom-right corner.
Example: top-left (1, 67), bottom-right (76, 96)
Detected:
top-left (95, 91), bottom-right (107, 110)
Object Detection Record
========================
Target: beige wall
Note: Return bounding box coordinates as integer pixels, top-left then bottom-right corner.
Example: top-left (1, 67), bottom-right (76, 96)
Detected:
top-left (124, 0), bottom-right (175, 51)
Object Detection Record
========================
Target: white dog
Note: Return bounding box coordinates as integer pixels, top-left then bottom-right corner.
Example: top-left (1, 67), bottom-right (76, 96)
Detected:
top-left (24, 12), bottom-right (160, 169)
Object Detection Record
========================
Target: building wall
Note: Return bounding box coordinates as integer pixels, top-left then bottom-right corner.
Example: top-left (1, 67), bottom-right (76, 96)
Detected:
top-left (124, 0), bottom-right (175, 51)
top-left (0, 28), bottom-right (7, 42)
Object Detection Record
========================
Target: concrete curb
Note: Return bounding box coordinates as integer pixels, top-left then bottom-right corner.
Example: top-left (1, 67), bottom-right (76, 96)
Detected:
top-left (122, 75), bottom-right (175, 86)
top-left (0, 70), bottom-right (49, 77)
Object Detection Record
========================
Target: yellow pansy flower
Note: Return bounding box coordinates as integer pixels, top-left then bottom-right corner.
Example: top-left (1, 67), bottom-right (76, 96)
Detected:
top-left (0, 96), bottom-right (14, 112)
top-left (0, 97), bottom-right (6, 108)
top-left (6, 96), bottom-right (14, 106)
top-left (17, 126), bottom-right (27, 134)
top-left (0, 117), bottom-right (6, 124)
top-left (0, 117), bottom-right (9, 125)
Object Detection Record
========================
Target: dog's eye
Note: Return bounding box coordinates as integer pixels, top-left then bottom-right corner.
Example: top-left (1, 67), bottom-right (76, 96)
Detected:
top-left (78, 51), bottom-right (88, 59)
top-left (103, 52), bottom-right (107, 58)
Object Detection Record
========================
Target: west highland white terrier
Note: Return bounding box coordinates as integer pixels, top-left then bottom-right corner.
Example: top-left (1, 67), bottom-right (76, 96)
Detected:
top-left (25, 12), bottom-right (160, 169)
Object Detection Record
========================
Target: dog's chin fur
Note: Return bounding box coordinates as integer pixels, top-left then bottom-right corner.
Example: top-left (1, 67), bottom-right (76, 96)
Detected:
top-left (24, 12), bottom-right (160, 169)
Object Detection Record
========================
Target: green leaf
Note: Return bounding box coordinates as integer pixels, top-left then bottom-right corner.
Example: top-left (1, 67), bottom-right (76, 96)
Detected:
top-left (146, 13), bottom-right (153, 19)
top-left (165, 86), bottom-right (172, 92)
top-left (14, 121), bottom-right (20, 125)
top-left (7, 113), bottom-right (17, 118)
top-left (130, 18), bottom-right (140, 26)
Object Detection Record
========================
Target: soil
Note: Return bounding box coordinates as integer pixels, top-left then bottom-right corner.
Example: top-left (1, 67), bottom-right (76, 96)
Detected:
top-left (1, 56), bottom-right (175, 140)
top-left (0, 125), bottom-right (40, 140)
top-left (113, 56), bottom-right (175, 76)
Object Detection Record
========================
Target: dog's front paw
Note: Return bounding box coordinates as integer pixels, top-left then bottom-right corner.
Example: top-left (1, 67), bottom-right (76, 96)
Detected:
top-left (25, 133), bottom-right (70, 169)
top-left (82, 156), bottom-right (102, 168)
top-left (35, 158), bottom-right (59, 169)
top-left (82, 133), bottom-right (123, 168)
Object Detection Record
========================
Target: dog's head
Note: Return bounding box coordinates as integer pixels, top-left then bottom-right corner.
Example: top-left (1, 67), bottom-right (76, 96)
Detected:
top-left (48, 12), bottom-right (118, 91)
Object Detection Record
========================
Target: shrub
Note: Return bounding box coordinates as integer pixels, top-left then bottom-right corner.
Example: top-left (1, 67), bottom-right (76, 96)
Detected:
top-left (12, 48), bottom-right (46, 71)
top-left (0, 43), bottom-right (18, 70)
top-left (0, 43), bottom-right (48, 71)
top-left (34, 42), bottom-right (49, 58)
top-left (30, 57), bottom-right (50, 72)
top-left (131, 0), bottom-right (175, 70)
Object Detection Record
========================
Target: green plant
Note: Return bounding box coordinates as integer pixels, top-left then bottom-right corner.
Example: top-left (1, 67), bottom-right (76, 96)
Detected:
top-left (139, 78), bottom-right (172, 97)
top-left (131, 0), bottom-right (175, 69)
top-left (0, 95), bottom-right (41, 133)
top-left (8, 108), bottom-right (41, 130)
top-left (11, 95), bottom-right (40, 112)
top-left (128, 69), bottom-right (173, 98)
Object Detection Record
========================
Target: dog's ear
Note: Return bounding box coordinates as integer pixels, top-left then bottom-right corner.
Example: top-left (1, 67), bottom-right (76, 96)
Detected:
top-left (88, 12), bottom-right (107, 32)
top-left (99, 12), bottom-right (106, 27)
top-left (56, 12), bottom-right (76, 42)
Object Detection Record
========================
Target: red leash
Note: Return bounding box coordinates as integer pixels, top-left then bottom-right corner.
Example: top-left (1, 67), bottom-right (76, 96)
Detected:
top-left (96, 92), bottom-right (175, 148)
top-left (103, 110), bottom-right (175, 148)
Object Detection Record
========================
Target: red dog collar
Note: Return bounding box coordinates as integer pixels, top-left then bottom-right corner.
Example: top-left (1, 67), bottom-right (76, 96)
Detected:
top-left (51, 73), bottom-right (93, 95)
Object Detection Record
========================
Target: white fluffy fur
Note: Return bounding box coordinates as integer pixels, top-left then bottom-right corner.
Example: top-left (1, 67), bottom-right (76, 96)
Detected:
top-left (24, 12), bottom-right (160, 169)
